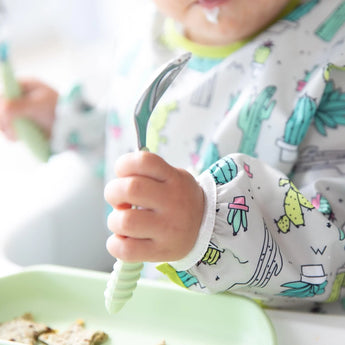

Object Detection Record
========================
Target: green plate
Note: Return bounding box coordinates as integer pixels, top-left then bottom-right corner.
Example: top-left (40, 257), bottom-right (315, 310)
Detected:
top-left (0, 265), bottom-right (277, 345)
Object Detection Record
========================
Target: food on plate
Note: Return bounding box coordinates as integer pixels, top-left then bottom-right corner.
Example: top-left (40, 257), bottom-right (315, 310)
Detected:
top-left (38, 319), bottom-right (107, 345)
top-left (0, 315), bottom-right (108, 345)
top-left (0, 313), bottom-right (52, 345)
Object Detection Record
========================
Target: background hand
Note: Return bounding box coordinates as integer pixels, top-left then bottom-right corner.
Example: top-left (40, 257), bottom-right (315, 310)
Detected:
top-left (0, 78), bottom-right (58, 140)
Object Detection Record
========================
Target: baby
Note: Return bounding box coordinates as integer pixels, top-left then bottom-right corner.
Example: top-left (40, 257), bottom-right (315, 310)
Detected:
top-left (1, 0), bottom-right (345, 309)
top-left (104, 0), bottom-right (345, 309)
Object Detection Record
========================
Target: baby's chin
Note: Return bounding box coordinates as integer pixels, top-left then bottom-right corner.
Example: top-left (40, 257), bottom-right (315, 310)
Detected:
top-left (185, 21), bottom-right (249, 47)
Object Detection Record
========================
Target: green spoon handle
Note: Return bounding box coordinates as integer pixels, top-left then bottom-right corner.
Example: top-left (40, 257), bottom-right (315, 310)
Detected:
top-left (0, 55), bottom-right (50, 162)
top-left (104, 260), bottom-right (144, 314)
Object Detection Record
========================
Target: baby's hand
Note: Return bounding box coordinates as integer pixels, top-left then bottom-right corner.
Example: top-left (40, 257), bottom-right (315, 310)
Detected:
top-left (0, 79), bottom-right (58, 140)
top-left (104, 151), bottom-right (204, 263)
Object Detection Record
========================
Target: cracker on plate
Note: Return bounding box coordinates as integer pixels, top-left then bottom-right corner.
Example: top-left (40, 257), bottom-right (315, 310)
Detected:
top-left (0, 313), bottom-right (52, 345)
top-left (38, 319), bottom-right (108, 345)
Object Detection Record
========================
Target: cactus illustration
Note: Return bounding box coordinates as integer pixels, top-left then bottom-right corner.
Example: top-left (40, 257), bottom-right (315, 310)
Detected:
top-left (277, 94), bottom-right (316, 162)
top-left (228, 220), bottom-right (283, 290)
top-left (227, 196), bottom-right (249, 236)
top-left (146, 101), bottom-right (178, 153)
top-left (284, 0), bottom-right (320, 22)
top-left (314, 80), bottom-right (345, 136)
top-left (311, 193), bottom-right (332, 214)
top-left (315, 1), bottom-right (345, 42)
top-left (280, 279), bottom-right (328, 298)
top-left (238, 86), bottom-right (277, 156)
top-left (253, 41), bottom-right (273, 66)
top-left (201, 142), bottom-right (220, 172)
top-left (284, 95), bottom-right (317, 145)
top-left (323, 63), bottom-right (345, 81)
top-left (67, 130), bottom-right (81, 150)
top-left (326, 265), bottom-right (345, 302)
top-left (109, 110), bottom-right (122, 139)
top-left (276, 178), bottom-right (314, 233)
top-left (63, 84), bottom-right (94, 113)
top-left (199, 242), bottom-right (225, 265)
top-left (209, 157), bottom-right (238, 185)
top-left (177, 270), bottom-right (199, 288)
top-left (228, 92), bottom-right (240, 113)
top-left (296, 65), bottom-right (319, 91)
top-left (311, 193), bottom-right (345, 241)
top-left (190, 135), bottom-right (204, 167)
top-left (279, 264), bottom-right (328, 298)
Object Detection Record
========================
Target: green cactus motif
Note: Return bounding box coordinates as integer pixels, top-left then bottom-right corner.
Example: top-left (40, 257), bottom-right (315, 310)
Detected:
top-left (67, 130), bottom-right (80, 149)
top-left (228, 196), bottom-right (249, 236)
top-left (326, 271), bottom-right (345, 302)
top-left (228, 92), bottom-right (240, 112)
top-left (177, 271), bottom-right (199, 288)
top-left (314, 80), bottom-right (345, 136)
top-left (201, 142), bottom-right (220, 172)
top-left (199, 242), bottom-right (225, 265)
top-left (64, 84), bottom-right (93, 113)
top-left (312, 194), bottom-right (332, 215)
top-left (284, 0), bottom-right (320, 22)
top-left (311, 193), bottom-right (345, 241)
top-left (323, 63), bottom-right (345, 81)
top-left (279, 280), bottom-right (327, 297)
top-left (283, 95), bottom-right (317, 145)
top-left (146, 101), bottom-right (178, 153)
top-left (296, 65), bottom-right (319, 91)
top-left (253, 41), bottom-right (273, 65)
top-left (315, 1), bottom-right (345, 42)
top-left (238, 86), bottom-right (277, 156)
top-left (279, 264), bottom-right (328, 298)
top-left (209, 157), bottom-right (238, 185)
top-left (276, 179), bottom-right (314, 233)
top-left (190, 135), bottom-right (204, 167)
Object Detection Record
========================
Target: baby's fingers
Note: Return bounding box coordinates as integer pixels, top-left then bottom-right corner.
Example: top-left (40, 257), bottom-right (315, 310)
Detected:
top-left (107, 207), bottom-right (159, 240)
top-left (106, 235), bottom-right (156, 262)
top-left (107, 232), bottom-right (177, 262)
top-left (104, 175), bottom-right (165, 210)
top-left (115, 151), bottom-right (173, 181)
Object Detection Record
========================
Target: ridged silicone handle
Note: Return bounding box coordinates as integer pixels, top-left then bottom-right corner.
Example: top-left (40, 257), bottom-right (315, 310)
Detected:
top-left (104, 260), bottom-right (144, 313)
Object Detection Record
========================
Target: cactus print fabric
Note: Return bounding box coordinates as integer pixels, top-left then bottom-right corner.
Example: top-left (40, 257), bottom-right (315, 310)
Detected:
top-left (52, 0), bottom-right (345, 310)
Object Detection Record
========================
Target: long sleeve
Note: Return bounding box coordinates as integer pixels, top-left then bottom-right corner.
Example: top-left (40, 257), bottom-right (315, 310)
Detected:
top-left (158, 63), bottom-right (345, 307)
top-left (155, 0), bottom-right (345, 307)
top-left (170, 153), bottom-right (344, 305)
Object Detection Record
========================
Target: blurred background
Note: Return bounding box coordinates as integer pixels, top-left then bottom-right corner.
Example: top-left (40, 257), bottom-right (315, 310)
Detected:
top-left (0, 0), bottom-right (151, 163)
top-left (0, 0), bottom-right (152, 274)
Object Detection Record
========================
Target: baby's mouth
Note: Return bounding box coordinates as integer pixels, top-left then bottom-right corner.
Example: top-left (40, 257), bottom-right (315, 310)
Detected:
top-left (203, 7), bottom-right (220, 23)
top-left (197, 0), bottom-right (227, 23)
top-left (197, 0), bottom-right (227, 9)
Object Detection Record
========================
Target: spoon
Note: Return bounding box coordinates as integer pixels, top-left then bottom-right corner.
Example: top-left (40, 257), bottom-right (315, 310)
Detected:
top-left (104, 52), bottom-right (191, 314)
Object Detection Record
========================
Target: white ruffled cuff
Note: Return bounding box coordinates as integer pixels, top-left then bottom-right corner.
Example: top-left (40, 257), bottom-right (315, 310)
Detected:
top-left (168, 171), bottom-right (216, 271)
